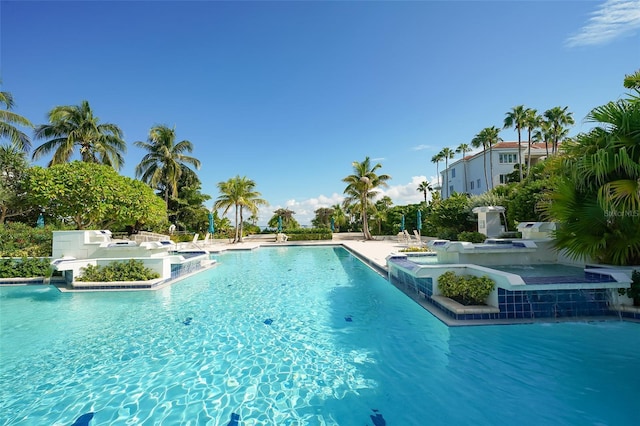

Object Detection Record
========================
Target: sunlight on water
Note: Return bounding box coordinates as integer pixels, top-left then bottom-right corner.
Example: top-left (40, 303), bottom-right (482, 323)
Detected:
top-left (1, 247), bottom-right (638, 425)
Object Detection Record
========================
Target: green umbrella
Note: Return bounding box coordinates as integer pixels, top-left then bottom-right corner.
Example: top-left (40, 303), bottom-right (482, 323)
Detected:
top-left (208, 212), bottom-right (214, 234)
top-left (417, 210), bottom-right (422, 232)
top-left (278, 216), bottom-right (282, 232)
top-left (36, 213), bottom-right (44, 228)
top-left (400, 215), bottom-right (405, 232)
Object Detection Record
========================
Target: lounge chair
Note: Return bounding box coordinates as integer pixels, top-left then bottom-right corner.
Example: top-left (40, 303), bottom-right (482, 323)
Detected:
top-left (276, 233), bottom-right (289, 242)
top-left (412, 230), bottom-right (425, 247)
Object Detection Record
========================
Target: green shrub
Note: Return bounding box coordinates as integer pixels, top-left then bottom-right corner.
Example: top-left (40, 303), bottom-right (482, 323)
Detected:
top-left (399, 247), bottom-right (432, 252)
top-left (0, 222), bottom-right (53, 257)
top-left (457, 231), bottom-right (486, 243)
top-left (280, 228), bottom-right (332, 241)
top-left (437, 270), bottom-right (495, 305)
top-left (0, 257), bottom-right (53, 278)
top-left (77, 259), bottom-right (160, 282)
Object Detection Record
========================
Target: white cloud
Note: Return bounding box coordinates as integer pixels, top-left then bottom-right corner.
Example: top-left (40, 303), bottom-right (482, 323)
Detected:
top-left (412, 144), bottom-right (436, 151)
top-left (566, 0), bottom-right (640, 47)
top-left (377, 175), bottom-right (439, 206)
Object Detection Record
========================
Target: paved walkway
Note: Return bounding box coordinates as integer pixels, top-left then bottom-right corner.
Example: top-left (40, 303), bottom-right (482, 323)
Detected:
top-left (199, 237), bottom-right (409, 273)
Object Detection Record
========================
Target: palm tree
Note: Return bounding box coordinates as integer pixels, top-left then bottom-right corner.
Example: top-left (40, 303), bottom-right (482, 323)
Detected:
top-left (439, 147), bottom-right (455, 198)
top-left (32, 100), bottom-right (125, 169)
top-left (269, 208), bottom-right (299, 230)
top-left (0, 89), bottom-right (32, 152)
top-left (544, 106), bottom-right (574, 154)
top-left (455, 143), bottom-right (471, 193)
top-left (431, 152), bottom-right (444, 188)
top-left (524, 109), bottom-right (541, 177)
top-left (417, 181), bottom-right (432, 203)
top-left (472, 127), bottom-right (502, 190)
top-left (533, 119), bottom-right (553, 157)
top-left (331, 203), bottom-right (347, 232)
top-left (503, 105), bottom-right (528, 181)
top-left (214, 175), bottom-right (267, 243)
top-left (135, 125), bottom-right (201, 208)
top-left (471, 131), bottom-right (489, 191)
top-left (342, 157), bottom-right (390, 240)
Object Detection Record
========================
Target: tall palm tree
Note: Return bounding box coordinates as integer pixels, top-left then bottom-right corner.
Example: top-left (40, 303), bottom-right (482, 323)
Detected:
top-left (431, 152), bottom-right (444, 188)
top-left (439, 147), bottom-right (455, 198)
top-left (0, 89), bottom-right (32, 152)
top-left (455, 143), bottom-right (471, 193)
top-left (471, 131), bottom-right (489, 191)
top-left (472, 127), bottom-right (502, 190)
top-left (544, 106), bottom-right (575, 154)
top-left (214, 175), bottom-right (267, 243)
top-left (135, 125), bottom-right (201, 208)
top-left (524, 108), bottom-right (541, 176)
top-left (342, 157), bottom-right (390, 240)
top-left (32, 100), bottom-right (125, 169)
top-left (331, 203), bottom-right (347, 232)
top-left (533, 119), bottom-right (553, 157)
top-left (417, 181), bottom-right (432, 202)
top-left (503, 105), bottom-right (528, 181)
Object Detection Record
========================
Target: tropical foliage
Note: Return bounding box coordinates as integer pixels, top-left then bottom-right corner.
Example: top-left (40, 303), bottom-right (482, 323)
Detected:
top-left (214, 175), bottom-right (267, 243)
top-left (268, 208), bottom-right (299, 230)
top-left (0, 88), bottom-right (33, 151)
top-left (342, 157), bottom-right (390, 240)
top-left (541, 71), bottom-right (640, 265)
top-left (77, 259), bottom-right (160, 282)
top-left (26, 162), bottom-right (167, 230)
top-left (32, 100), bottom-right (126, 169)
top-left (0, 145), bottom-right (31, 222)
top-left (135, 125), bottom-right (201, 208)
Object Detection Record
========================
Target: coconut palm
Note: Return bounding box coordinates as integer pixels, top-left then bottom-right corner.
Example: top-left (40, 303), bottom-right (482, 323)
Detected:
top-left (455, 143), bottom-right (471, 193)
top-left (0, 89), bottom-right (32, 152)
top-left (214, 175), bottom-right (267, 243)
top-left (331, 203), bottom-right (347, 232)
top-left (471, 127), bottom-right (501, 190)
top-left (543, 106), bottom-right (574, 154)
top-left (524, 109), bottom-right (541, 176)
top-left (503, 105), bottom-right (528, 181)
top-left (32, 100), bottom-right (125, 169)
top-left (431, 152), bottom-right (444, 187)
top-left (417, 181), bottom-right (432, 203)
top-left (135, 125), bottom-right (201, 208)
top-left (439, 147), bottom-right (455, 198)
top-left (342, 157), bottom-right (391, 240)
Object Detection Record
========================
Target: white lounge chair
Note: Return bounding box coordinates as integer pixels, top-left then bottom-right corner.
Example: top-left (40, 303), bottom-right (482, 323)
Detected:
top-left (413, 230), bottom-right (425, 247)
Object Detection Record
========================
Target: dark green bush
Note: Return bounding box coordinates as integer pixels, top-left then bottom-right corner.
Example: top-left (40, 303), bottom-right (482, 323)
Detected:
top-left (457, 231), bottom-right (486, 243)
top-left (280, 228), bottom-right (332, 241)
top-left (437, 270), bottom-right (495, 305)
top-left (0, 222), bottom-right (53, 257)
top-left (77, 259), bottom-right (160, 282)
top-left (0, 257), bottom-right (52, 278)
top-left (619, 270), bottom-right (640, 307)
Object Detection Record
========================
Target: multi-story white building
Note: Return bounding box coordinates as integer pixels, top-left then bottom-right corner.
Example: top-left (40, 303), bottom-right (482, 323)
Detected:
top-left (439, 142), bottom-right (549, 199)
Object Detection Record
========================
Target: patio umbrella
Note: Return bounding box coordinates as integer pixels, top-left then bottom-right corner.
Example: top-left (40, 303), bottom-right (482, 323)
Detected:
top-left (400, 215), bottom-right (405, 232)
top-left (278, 216), bottom-right (282, 232)
top-left (417, 210), bottom-right (422, 234)
top-left (36, 213), bottom-right (44, 228)
top-left (208, 212), bottom-right (214, 234)
top-left (330, 217), bottom-right (335, 232)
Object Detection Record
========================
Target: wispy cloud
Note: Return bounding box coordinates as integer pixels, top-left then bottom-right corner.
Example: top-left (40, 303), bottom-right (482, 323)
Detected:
top-left (412, 144), bottom-right (435, 151)
top-left (566, 0), bottom-right (640, 47)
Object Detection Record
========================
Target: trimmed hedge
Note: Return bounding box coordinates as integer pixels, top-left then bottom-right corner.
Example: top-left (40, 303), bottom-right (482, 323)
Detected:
top-left (77, 259), bottom-right (160, 282)
top-left (437, 271), bottom-right (495, 305)
top-left (278, 228), bottom-right (333, 241)
top-left (0, 257), bottom-right (53, 278)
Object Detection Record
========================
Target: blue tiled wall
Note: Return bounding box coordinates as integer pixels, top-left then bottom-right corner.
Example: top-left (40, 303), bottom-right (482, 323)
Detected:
top-left (497, 288), bottom-right (611, 319)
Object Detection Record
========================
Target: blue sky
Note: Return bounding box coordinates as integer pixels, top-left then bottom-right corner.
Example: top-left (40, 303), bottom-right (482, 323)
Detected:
top-left (2, 0), bottom-right (639, 226)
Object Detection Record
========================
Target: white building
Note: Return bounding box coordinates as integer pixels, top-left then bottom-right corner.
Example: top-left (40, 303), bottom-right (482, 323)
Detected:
top-left (439, 142), bottom-right (550, 199)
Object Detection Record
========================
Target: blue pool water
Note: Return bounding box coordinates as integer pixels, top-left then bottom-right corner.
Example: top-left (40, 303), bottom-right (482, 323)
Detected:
top-left (1, 246), bottom-right (639, 425)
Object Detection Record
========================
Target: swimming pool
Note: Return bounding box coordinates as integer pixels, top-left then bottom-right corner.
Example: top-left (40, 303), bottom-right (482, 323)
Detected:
top-left (1, 246), bottom-right (639, 425)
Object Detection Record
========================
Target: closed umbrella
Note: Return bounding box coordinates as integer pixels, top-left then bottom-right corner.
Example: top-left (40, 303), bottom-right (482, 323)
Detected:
top-left (278, 216), bottom-right (283, 232)
top-left (208, 212), bottom-right (214, 234)
top-left (36, 213), bottom-right (44, 228)
top-left (417, 210), bottom-right (422, 234)
top-left (400, 215), bottom-right (405, 232)
top-left (330, 217), bottom-right (335, 232)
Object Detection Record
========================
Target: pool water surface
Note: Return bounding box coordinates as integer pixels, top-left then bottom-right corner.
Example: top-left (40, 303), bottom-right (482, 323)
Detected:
top-left (1, 246), bottom-right (638, 425)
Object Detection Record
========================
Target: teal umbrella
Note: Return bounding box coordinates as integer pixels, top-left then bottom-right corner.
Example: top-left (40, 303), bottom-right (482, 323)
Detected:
top-left (417, 210), bottom-right (422, 232)
top-left (330, 217), bottom-right (335, 232)
top-left (278, 216), bottom-right (282, 232)
top-left (400, 215), bottom-right (405, 232)
top-left (208, 212), bottom-right (214, 234)
top-left (36, 213), bottom-right (44, 228)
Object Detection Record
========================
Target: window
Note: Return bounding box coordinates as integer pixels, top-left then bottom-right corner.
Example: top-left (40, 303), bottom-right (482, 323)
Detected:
top-left (451, 168), bottom-right (456, 178)
top-left (499, 153), bottom-right (517, 163)
top-left (470, 180), bottom-right (475, 190)
top-left (449, 185), bottom-right (454, 195)
top-left (477, 179), bottom-right (481, 188)
top-left (499, 174), bottom-right (510, 184)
